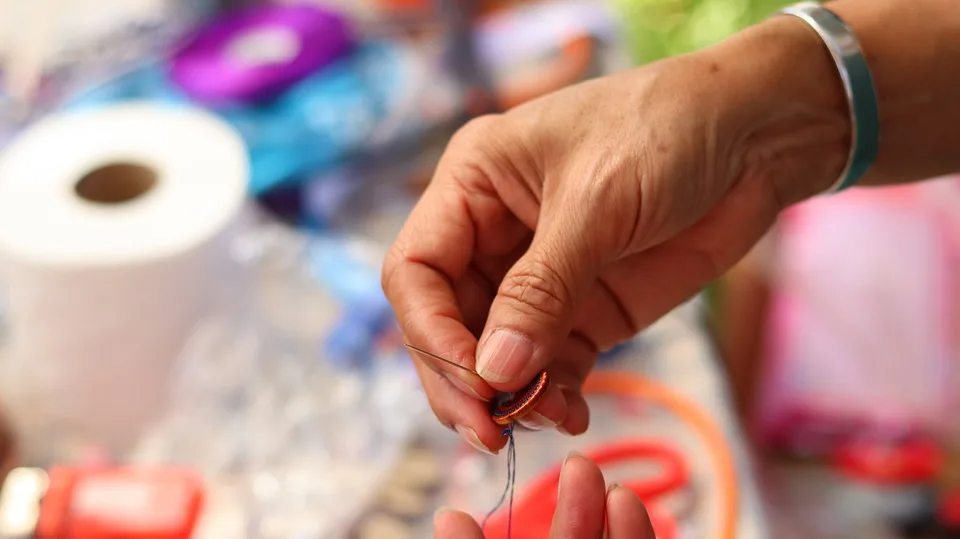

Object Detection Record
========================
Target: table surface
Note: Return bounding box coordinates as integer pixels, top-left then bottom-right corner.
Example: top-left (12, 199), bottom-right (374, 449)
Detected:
top-left (601, 299), bottom-right (770, 539)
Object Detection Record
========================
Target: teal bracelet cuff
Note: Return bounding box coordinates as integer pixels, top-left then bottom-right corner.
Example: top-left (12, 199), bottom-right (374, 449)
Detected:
top-left (779, 1), bottom-right (880, 193)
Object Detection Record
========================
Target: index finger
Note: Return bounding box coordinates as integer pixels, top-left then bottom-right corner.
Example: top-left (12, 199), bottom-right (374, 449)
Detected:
top-left (381, 164), bottom-right (494, 400)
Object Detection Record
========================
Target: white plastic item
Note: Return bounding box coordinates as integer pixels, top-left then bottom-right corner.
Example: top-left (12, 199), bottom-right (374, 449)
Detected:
top-left (0, 102), bottom-right (250, 458)
top-left (757, 183), bottom-right (958, 454)
top-left (0, 0), bottom-right (170, 103)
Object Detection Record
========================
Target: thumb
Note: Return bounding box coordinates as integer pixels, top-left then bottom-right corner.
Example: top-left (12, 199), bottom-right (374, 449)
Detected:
top-left (476, 213), bottom-right (602, 389)
top-left (433, 507), bottom-right (485, 539)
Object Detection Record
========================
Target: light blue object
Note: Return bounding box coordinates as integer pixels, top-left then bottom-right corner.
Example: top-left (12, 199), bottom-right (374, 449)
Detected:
top-left (778, 2), bottom-right (879, 192)
top-left (301, 168), bottom-right (365, 228)
top-left (306, 235), bottom-right (386, 306)
top-left (324, 298), bottom-right (396, 370)
top-left (308, 234), bottom-right (396, 369)
top-left (240, 41), bottom-right (404, 194)
top-left (66, 62), bottom-right (191, 108)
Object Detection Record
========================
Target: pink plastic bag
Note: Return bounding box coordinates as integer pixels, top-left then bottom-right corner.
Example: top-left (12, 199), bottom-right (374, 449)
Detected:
top-left (756, 179), bottom-right (960, 455)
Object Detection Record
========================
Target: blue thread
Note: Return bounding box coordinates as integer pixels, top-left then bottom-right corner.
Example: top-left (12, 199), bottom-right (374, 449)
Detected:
top-left (482, 424), bottom-right (517, 537)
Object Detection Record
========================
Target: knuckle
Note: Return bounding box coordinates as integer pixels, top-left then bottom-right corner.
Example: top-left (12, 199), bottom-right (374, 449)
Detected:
top-left (436, 115), bottom-right (506, 194)
top-left (380, 245), bottom-right (402, 297)
top-left (450, 114), bottom-right (502, 151)
top-left (498, 260), bottom-right (571, 322)
top-left (571, 154), bottom-right (641, 255)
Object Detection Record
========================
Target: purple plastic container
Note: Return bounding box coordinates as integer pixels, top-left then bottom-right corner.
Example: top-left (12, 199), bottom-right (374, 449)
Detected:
top-left (169, 4), bottom-right (354, 104)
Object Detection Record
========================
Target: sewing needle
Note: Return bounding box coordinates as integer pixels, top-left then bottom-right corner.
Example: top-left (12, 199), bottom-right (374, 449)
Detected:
top-left (403, 343), bottom-right (477, 375)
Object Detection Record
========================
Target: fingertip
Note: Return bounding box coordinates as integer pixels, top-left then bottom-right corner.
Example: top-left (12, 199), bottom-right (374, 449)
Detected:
top-left (518, 384), bottom-right (567, 430)
top-left (552, 451), bottom-right (607, 537)
top-left (526, 381), bottom-right (567, 427)
top-left (558, 388), bottom-right (590, 436)
top-left (455, 425), bottom-right (499, 455)
top-left (417, 364), bottom-right (509, 454)
top-left (606, 483), bottom-right (641, 507)
top-left (558, 451), bottom-right (606, 502)
top-left (605, 484), bottom-right (657, 538)
top-left (518, 411), bottom-right (555, 431)
top-left (433, 507), bottom-right (485, 539)
top-left (433, 506), bottom-right (456, 524)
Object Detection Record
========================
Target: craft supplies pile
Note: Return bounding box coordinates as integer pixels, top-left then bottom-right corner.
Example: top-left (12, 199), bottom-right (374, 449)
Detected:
top-left (61, 3), bottom-right (436, 199)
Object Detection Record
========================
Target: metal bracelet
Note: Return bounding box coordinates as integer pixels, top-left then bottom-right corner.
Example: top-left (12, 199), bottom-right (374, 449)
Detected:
top-left (778, 1), bottom-right (880, 193)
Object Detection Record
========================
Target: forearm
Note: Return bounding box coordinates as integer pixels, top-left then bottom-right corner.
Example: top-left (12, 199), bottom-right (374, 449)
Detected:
top-left (704, 0), bottom-right (960, 203)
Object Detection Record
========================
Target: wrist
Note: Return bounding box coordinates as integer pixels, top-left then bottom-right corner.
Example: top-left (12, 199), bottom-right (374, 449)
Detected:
top-left (698, 13), bottom-right (853, 206)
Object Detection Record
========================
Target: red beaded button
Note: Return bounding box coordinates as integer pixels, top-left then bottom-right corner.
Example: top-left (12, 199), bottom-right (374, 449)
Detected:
top-left (490, 371), bottom-right (549, 426)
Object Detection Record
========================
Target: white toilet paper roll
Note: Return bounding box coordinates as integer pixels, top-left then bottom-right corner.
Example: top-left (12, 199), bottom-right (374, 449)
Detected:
top-left (0, 102), bottom-right (249, 458)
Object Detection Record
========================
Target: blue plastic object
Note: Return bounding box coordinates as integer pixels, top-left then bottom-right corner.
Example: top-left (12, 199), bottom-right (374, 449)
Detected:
top-left (62, 41), bottom-right (408, 196)
top-left (324, 298), bottom-right (396, 371)
top-left (307, 234), bottom-right (396, 369)
top-left (306, 236), bottom-right (385, 306)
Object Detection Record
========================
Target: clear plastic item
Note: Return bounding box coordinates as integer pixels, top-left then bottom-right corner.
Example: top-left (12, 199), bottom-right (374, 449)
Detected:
top-left (126, 218), bottom-right (428, 539)
top-left (0, 0), bottom-right (215, 133)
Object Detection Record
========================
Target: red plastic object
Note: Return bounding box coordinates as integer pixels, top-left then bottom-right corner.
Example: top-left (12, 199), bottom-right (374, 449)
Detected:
top-left (35, 466), bottom-right (204, 539)
top-left (832, 436), bottom-right (944, 485)
top-left (375, 0), bottom-right (429, 11)
top-left (482, 439), bottom-right (689, 539)
top-left (938, 489), bottom-right (960, 528)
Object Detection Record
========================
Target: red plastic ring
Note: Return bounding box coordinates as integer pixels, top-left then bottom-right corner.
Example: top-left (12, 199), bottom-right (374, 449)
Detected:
top-left (832, 437), bottom-right (943, 485)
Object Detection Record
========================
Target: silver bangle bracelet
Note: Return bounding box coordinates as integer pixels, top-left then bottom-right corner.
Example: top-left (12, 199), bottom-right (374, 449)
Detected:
top-left (777, 1), bottom-right (880, 193)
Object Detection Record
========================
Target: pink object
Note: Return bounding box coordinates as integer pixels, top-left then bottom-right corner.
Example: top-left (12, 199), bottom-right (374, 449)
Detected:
top-left (756, 179), bottom-right (960, 455)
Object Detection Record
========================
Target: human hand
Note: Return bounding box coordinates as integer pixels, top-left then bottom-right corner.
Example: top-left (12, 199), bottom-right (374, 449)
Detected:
top-left (383, 16), bottom-right (850, 452)
top-left (433, 452), bottom-right (655, 539)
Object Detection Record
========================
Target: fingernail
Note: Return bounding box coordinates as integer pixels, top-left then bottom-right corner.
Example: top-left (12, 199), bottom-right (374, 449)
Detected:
top-left (443, 372), bottom-right (486, 401)
top-left (557, 425), bottom-right (575, 436)
top-left (607, 482), bottom-right (621, 495)
top-left (519, 411), bottom-right (557, 431)
top-left (476, 329), bottom-right (533, 383)
top-left (558, 450), bottom-right (580, 497)
top-left (456, 425), bottom-right (497, 455)
top-left (517, 420), bottom-right (543, 431)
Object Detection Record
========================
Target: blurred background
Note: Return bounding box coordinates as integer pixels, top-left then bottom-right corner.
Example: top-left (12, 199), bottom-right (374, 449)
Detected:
top-left (0, 1), bottom-right (957, 538)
